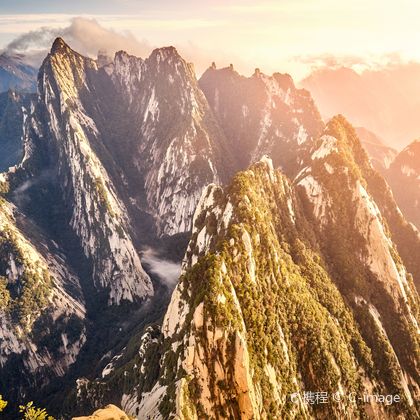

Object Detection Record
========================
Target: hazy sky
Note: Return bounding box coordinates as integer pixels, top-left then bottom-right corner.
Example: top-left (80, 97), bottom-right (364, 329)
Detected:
top-left (1, 1), bottom-right (420, 79)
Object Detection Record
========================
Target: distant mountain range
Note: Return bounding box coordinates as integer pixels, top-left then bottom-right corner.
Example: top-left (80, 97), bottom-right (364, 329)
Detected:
top-left (301, 64), bottom-right (420, 149)
top-left (0, 39), bottom-right (419, 419)
top-left (386, 139), bottom-right (420, 230)
top-left (355, 127), bottom-right (397, 172)
top-left (0, 53), bottom-right (37, 93)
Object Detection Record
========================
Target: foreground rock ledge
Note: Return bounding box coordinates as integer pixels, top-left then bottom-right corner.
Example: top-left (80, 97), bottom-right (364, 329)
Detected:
top-left (72, 404), bottom-right (132, 420)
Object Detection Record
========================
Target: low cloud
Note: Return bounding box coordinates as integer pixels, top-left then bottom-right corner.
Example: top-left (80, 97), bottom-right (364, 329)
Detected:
top-left (2, 17), bottom-right (153, 67)
top-left (141, 247), bottom-right (181, 287)
top-left (60, 17), bottom-right (152, 59)
top-left (297, 53), bottom-right (366, 69)
top-left (1, 16), bottom-right (248, 76)
top-left (296, 52), bottom-right (409, 75)
top-left (12, 179), bottom-right (33, 206)
top-left (12, 169), bottom-right (53, 207)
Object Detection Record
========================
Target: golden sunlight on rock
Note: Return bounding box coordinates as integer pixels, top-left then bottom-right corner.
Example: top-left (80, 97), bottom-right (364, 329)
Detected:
top-left (73, 404), bottom-right (133, 420)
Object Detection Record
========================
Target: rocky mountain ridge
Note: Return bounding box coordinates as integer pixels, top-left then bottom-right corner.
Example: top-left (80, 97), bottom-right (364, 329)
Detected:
top-left (0, 193), bottom-right (87, 400)
top-left (73, 119), bottom-right (420, 419)
top-left (0, 38), bottom-right (419, 419)
top-left (36, 37), bottom-right (153, 305)
top-left (199, 64), bottom-right (323, 176)
top-left (136, 118), bottom-right (419, 419)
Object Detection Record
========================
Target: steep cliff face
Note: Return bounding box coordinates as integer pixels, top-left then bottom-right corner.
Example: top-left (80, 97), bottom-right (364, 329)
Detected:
top-left (86, 139), bottom-right (419, 419)
top-left (0, 91), bottom-right (29, 172)
top-left (0, 195), bottom-right (86, 398)
top-left (1, 37), bottom-right (419, 419)
top-left (309, 117), bottom-right (420, 295)
top-left (296, 117), bottom-right (420, 409)
top-left (36, 38), bottom-right (153, 304)
top-left (199, 65), bottom-right (323, 175)
top-left (142, 156), bottom-right (418, 419)
top-left (101, 48), bottom-right (231, 236)
top-left (0, 38), bottom-right (235, 411)
top-left (35, 38), bottom-right (231, 243)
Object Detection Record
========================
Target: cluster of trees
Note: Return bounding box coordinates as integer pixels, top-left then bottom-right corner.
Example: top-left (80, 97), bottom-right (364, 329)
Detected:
top-left (0, 226), bottom-right (52, 330)
top-left (180, 160), bottom-right (389, 417)
top-left (161, 134), bottom-right (419, 417)
top-left (0, 395), bottom-right (54, 419)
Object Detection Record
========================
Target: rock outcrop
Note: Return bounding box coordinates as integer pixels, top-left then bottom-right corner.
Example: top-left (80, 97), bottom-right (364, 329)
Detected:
top-left (73, 404), bottom-right (132, 420)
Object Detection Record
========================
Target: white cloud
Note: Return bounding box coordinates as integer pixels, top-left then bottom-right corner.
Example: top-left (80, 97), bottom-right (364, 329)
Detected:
top-left (0, 16), bottom-right (246, 76)
top-left (2, 16), bottom-right (152, 64)
top-left (141, 247), bottom-right (181, 287)
top-left (2, 1), bottom-right (420, 80)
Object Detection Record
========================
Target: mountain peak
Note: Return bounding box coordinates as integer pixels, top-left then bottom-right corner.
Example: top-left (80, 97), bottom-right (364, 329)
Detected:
top-left (51, 37), bottom-right (71, 54)
top-left (272, 72), bottom-right (295, 90)
top-left (150, 45), bottom-right (181, 62)
top-left (316, 115), bottom-right (371, 169)
top-left (257, 154), bottom-right (274, 172)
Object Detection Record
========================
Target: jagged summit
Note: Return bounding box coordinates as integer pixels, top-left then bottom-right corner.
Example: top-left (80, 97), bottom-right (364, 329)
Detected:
top-left (114, 49), bottom-right (130, 58)
top-left (257, 154), bottom-right (275, 171)
top-left (202, 63), bottom-right (239, 77)
top-left (203, 64), bottom-right (294, 86)
top-left (299, 114), bottom-right (420, 293)
top-left (36, 38), bottom-right (154, 303)
top-left (111, 46), bottom-right (182, 67)
top-left (199, 63), bottom-right (324, 173)
top-left (147, 45), bottom-right (193, 74)
top-left (323, 115), bottom-right (367, 152)
top-left (272, 71), bottom-right (295, 90)
top-left (41, 37), bottom-right (97, 93)
top-left (111, 46), bottom-right (193, 83)
top-left (112, 49), bottom-right (143, 69)
top-left (150, 45), bottom-right (179, 57)
top-left (50, 37), bottom-right (71, 54)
